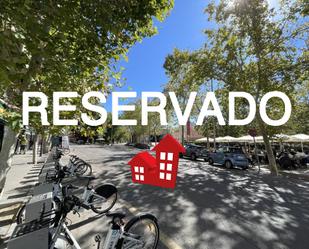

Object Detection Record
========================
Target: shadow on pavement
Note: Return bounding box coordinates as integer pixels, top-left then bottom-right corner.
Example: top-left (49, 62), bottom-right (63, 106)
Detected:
top-left (93, 154), bottom-right (309, 249)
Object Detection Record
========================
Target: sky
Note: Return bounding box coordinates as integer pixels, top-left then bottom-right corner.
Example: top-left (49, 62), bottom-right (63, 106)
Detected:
top-left (105, 0), bottom-right (208, 111)
top-left (104, 0), bottom-right (282, 111)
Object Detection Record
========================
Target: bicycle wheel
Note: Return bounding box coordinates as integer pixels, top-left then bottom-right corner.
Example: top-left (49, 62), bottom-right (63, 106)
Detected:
top-left (16, 204), bottom-right (26, 224)
top-left (75, 163), bottom-right (92, 176)
top-left (89, 184), bottom-right (117, 214)
top-left (120, 214), bottom-right (159, 249)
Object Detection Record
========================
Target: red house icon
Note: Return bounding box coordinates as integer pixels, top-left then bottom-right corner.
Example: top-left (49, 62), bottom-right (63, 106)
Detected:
top-left (128, 134), bottom-right (185, 189)
top-left (152, 134), bottom-right (185, 188)
top-left (128, 151), bottom-right (156, 185)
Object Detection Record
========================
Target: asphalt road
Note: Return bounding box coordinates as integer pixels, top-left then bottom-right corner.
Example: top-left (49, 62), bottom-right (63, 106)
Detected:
top-left (65, 144), bottom-right (309, 249)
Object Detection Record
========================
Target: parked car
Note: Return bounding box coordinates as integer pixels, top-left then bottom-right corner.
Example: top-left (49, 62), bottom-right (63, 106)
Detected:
top-left (76, 139), bottom-right (85, 145)
top-left (125, 142), bottom-right (135, 146)
top-left (180, 144), bottom-right (209, 161)
top-left (208, 147), bottom-right (249, 169)
top-left (134, 143), bottom-right (150, 149)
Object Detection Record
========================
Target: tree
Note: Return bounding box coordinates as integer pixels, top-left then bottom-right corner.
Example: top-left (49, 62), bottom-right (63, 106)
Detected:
top-left (120, 100), bottom-right (148, 143)
top-left (147, 99), bottom-right (165, 144)
top-left (286, 80), bottom-right (309, 133)
top-left (187, 0), bottom-right (306, 175)
top-left (0, 0), bottom-right (173, 190)
top-left (163, 49), bottom-right (201, 145)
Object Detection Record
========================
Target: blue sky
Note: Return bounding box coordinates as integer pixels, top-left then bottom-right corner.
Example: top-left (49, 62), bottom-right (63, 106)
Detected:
top-left (105, 0), bottom-right (208, 111)
top-left (104, 0), bottom-right (283, 111)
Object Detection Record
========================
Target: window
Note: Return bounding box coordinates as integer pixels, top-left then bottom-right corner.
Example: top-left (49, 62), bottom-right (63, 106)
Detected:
top-left (160, 163), bottom-right (165, 170)
top-left (134, 166), bottom-right (145, 182)
top-left (160, 152), bottom-right (166, 160)
top-left (159, 151), bottom-right (174, 181)
top-left (166, 173), bottom-right (172, 180)
top-left (166, 163), bottom-right (172, 171)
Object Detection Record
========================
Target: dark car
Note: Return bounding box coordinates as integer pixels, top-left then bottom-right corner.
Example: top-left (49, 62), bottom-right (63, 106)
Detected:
top-left (180, 144), bottom-right (209, 161)
top-left (125, 142), bottom-right (135, 146)
top-left (208, 146), bottom-right (249, 169)
top-left (134, 143), bottom-right (150, 149)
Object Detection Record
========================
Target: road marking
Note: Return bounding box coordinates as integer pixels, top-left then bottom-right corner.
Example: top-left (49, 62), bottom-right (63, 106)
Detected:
top-left (121, 200), bottom-right (184, 249)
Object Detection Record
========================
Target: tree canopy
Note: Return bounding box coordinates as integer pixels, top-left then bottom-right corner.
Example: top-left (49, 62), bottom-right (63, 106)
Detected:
top-left (0, 0), bottom-right (173, 131)
top-left (163, 0), bottom-right (308, 174)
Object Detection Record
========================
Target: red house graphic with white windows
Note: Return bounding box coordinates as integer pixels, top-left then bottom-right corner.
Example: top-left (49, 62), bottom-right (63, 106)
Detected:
top-left (128, 134), bottom-right (185, 189)
top-left (128, 151), bottom-right (156, 184)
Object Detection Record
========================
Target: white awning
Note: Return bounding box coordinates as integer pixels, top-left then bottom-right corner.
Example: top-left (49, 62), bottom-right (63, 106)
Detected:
top-left (215, 136), bottom-right (237, 143)
top-left (272, 134), bottom-right (290, 141)
top-left (287, 134), bottom-right (309, 142)
top-left (195, 137), bottom-right (214, 143)
top-left (235, 135), bottom-right (264, 143)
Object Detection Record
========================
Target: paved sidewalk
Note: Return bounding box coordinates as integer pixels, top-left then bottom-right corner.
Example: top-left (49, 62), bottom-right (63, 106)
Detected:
top-left (252, 164), bottom-right (309, 181)
top-left (0, 150), bottom-right (47, 246)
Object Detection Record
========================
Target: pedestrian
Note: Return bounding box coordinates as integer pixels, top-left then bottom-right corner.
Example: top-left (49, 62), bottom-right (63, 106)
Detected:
top-left (18, 130), bottom-right (27, 154)
top-left (14, 137), bottom-right (20, 154)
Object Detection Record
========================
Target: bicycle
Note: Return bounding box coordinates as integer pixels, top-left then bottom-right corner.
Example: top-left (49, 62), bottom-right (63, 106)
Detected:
top-left (12, 192), bottom-right (159, 249)
top-left (96, 211), bottom-right (159, 249)
top-left (52, 194), bottom-right (160, 249)
top-left (16, 173), bottom-right (118, 224)
top-left (67, 175), bottom-right (118, 215)
top-left (54, 150), bottom-right (92, 177)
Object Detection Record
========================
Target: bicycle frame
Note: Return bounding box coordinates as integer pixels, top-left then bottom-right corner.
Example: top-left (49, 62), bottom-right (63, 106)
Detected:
top-left (71, 187), bottom-right (108, 213)
top-left (48, 214), bottom-right (143, 249)
top-left (50, 218), bottom-right (81, 249)
top-left (101, 225), bottom-right (144, 249)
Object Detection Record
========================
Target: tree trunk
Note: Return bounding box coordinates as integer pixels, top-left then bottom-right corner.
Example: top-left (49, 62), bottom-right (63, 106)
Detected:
top-left (181, 126), bottom-right (184, 145)
top-left (32, 134), bottom-right (38, 164)
top-left (0, 127), bottom-right (16, 194)
top-left (40, 134), bottom-right (43, 157)
top-left (213, 125), bottom-right (216, 150)
top-left (257, 115), bottom-right (278, 175)
top-left (43, 134), bottom-right (50, 154)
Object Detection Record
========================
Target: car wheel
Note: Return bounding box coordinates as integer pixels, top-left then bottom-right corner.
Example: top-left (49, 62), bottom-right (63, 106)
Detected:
top-left (225, 160), bottom-right (233, 169)
top-left (179, 153), bottom-right (183, 158)
top-left (208, 158), bottom-right (214, 165)
top-left (191, 153), bottom-right (197, 161)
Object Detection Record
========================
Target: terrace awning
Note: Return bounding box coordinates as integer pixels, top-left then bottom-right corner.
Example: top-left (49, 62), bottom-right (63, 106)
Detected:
top-left (195, 137), bottom-right (214, 143)
top-left (215, 136), bottom-right (237, 143)
top-left (287, 134), bottom-right (309, 143)
top-left (235, 135), bottom-right (264, 143)
top-left (195, 134), bottom-right (309, 145)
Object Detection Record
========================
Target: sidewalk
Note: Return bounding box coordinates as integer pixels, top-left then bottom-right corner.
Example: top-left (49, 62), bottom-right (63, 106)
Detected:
top-left (0, 150), bottom-right (47, 245)
top-left (280, 168), bottom-right (309, 181)
top-left (250, 164), bottom-right (309, 181)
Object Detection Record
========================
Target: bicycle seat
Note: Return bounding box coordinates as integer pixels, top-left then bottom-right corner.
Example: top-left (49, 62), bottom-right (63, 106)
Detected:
top-left (106, 211), bottom-right (126, 219)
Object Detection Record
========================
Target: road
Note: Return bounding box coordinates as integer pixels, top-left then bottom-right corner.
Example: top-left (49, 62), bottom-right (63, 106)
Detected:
top-left (66, 144), bottom-right (309, 249)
